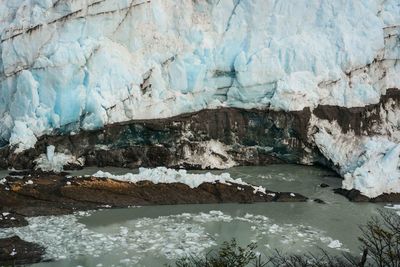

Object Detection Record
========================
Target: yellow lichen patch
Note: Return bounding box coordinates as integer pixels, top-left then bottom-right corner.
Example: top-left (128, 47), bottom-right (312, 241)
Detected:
top-left (9, 184), bottom-right (22, 192)
top-left (70, 177), bottom-right (134, 191)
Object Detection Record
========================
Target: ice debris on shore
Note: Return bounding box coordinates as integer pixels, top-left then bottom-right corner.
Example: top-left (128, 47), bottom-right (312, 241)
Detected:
top-left (93, 167), bottom-right (267, 194)
top-left (34, 145), bottom-right (84, 172)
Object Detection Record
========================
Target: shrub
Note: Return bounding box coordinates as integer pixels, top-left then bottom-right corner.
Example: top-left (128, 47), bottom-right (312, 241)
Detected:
top-left (169, 210), bottom-right (400, 267)
top-left (173, 239), bottom-right (259, 267)
top-left (358, 209), bottom-right (400, 267)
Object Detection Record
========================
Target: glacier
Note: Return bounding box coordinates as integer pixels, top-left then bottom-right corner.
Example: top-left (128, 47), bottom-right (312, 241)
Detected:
top-left (0, 0), bottom-right (400, 197)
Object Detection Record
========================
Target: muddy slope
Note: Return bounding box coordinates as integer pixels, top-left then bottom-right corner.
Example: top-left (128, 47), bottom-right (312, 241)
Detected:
top-left (0, 172), bottom-right (308, 220)
top-left (0, 89), bottom-right (399, 171)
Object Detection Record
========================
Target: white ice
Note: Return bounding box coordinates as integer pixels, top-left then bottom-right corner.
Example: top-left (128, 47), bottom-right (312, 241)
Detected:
top-left (0, 0), bottom-right (399, 151)
top-left (0, 0), bottom-right (399, 196)
top-left (0, 210), bottom-right (346, 263)
top-left (93, 167), bottom-right (267, 194)
top-left (311, 117), bottom-right (400, 198)
top-left (34, 145), bottom-right (84, 172)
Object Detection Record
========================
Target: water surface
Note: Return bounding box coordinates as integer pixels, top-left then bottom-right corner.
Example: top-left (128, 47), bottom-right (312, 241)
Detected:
top-left (0, 165), bottom-right (385, 267)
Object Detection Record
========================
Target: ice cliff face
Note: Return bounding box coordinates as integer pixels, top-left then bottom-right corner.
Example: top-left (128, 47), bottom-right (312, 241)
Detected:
top-left (0, 0), bottom-right (400, 197)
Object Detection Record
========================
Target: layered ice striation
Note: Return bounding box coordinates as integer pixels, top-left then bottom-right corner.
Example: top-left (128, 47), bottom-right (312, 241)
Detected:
top-left (0, 0), bottom-right (399, 148)
top-left (0, 0), bottom-right (400, 196)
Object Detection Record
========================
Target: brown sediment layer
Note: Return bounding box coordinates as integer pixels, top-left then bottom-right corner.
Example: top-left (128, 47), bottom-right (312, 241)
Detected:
top-left (0, 172), bottom-right (310, 265)
top-left (0, 107), bottom-right (315, 170)
top-left (334, 188), bottom-right (400, 203)
top-left (313, 88), bottom-right (400, 135)
top-left (0, 89), bottom-right (399, 171)
top-left (0, 236), bottom-right (45, 266)
top-left (0, 212), bottom-right (28, 228)
top-left (0, 172), bottom-right (308, 220)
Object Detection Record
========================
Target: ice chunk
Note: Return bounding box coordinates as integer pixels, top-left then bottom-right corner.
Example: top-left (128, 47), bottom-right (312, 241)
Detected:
top-left (312, 117), bottom-right (400, 198)
top-left (93, 167), bottom-right (266, 193)
top-left (47, 145), bottom-right (55, 162)
top-left (34, 146), bottom-right (84, 173)
top-left (327, 240), bottom-right (342, 249)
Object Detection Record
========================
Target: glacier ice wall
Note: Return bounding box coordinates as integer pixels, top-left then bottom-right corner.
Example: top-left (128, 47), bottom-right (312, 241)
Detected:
top-left (310, 115), bottom-right (400, 198)
top-left (0, 0), bottom-right (400, 197)
top-left (0, 0), bottom-right (399, 148)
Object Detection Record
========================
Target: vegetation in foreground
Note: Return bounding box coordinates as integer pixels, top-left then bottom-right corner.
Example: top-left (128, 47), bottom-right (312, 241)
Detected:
top-left (169, 210), bottom-right (400, 267)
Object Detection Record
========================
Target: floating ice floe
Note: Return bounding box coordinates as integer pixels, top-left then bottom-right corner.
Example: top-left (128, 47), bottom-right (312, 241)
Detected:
top-left (327, 240), bottom-right (343, 249)
top-left (385, 204), bottom-right (400, 216)
top-left (0, 210), bottom-right (348, 264)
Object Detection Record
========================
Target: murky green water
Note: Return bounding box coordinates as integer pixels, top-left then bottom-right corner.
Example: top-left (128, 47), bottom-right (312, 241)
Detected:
top-left (1, 165), bottom-right (386, 267)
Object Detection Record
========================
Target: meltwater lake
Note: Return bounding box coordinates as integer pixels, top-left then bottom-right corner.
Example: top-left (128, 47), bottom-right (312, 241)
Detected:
top-left (0, 165), bottom-right (390, 267)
